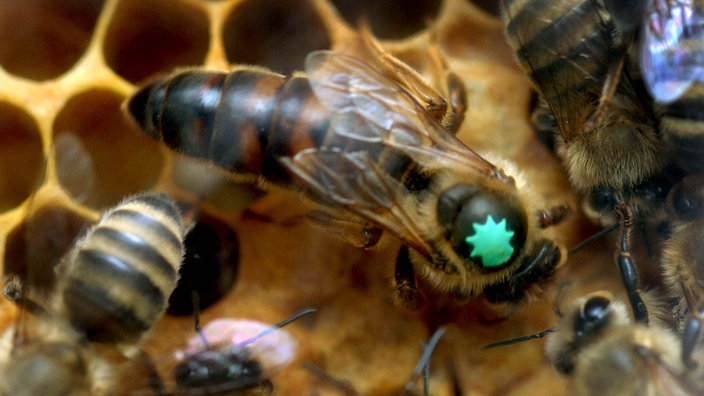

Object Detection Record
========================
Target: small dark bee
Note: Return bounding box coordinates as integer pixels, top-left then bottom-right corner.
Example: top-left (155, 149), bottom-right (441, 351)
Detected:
top-left (124, 34), bottom-right (568, 310)
top-left (165, 308), bottom-right (315, 395)
top-left (0, 193), bottom-right (186, 396)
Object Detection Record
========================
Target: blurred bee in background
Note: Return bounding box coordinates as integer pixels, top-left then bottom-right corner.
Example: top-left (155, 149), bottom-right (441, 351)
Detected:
top-left (660, 174), bottom-right (704, 369)
top-left (0, 193), bottom-right (186, 396)
top-left (124, 31), bottom-right (569, 311)
top-left (136, 307), bottom-right (315, 395)
top-left (545, 290), bottom-right (703, 395)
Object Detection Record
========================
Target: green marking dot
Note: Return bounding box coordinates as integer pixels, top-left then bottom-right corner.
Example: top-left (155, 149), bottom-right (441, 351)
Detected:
top-left (464, 215), bottom-right (515, 268)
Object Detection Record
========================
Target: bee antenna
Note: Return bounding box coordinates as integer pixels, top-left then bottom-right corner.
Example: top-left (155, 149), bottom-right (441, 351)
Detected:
top-left (191, 290), bottom-right (209, 347)
top-left (239, 307), bottom-right (317, 348)
top-left (403, 326), bottom-right (446, 395)
top-left (302, 361), bottom-right (359, 396)
top-left (567, 222), bottom-right (619, 255)
top-left (481, 327), bottom-right (556, 349)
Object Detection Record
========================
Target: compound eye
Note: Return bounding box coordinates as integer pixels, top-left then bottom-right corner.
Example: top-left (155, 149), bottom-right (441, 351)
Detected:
top-left (669, 174), bottom-right (704, 220)
top-left (438, 186), bottom-right (527, 272)
top-left (575, 295), bottom-right (610, 337)
top-left (587, 187), bottom-right (618, 213)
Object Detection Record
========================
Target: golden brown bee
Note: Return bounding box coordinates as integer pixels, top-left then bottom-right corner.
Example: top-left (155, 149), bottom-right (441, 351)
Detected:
top-left (0, 193), bottom-right (186, 396)
top-left (501, 0), bottom-right (673, 225)
top-left (545, 291), bottom-right (703, 396)
top-left (124, 40), bottom-right (568, 309)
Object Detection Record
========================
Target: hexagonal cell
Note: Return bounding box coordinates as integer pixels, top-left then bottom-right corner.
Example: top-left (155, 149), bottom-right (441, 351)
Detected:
top-left (223, 0), bottom-right (331, 75)
top-left (167, 210), bottom-right (240, 316)
top-left (3, 202), bottom-right (91, 293)
top-left (103, 0), bottom-right (210, 84)
top-left (330, 0), bottom-right (441, 39)
top-left (0, 102), bottom-right (45, 213)
top-left (52, 89), bottom-right (163, 209)
top-left (0, 0), bottom-right (105, 81)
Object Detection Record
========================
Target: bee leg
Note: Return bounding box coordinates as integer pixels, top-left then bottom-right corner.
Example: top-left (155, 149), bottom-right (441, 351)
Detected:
top-left (302, 361), bottom-right (360, 396)
top-left (134, 350), bottom-right (167, 395)
top-left (441, 71), bottom-right (467, 134)
top-left (615, 204), bottom-right (649, 324)
top-left (306, 209), bottom-right (384, 249)
top-left (537, 204), bottom-right (570, 228)
top-left (393, 246), bottom-right (426, 310)
top-left (360, 24), bottom-right (448, 122)
top-left (423, 36), bottom-right (467, 134)
top-left (583, 51), bottom-right (627, 133)
top-left (681, 287), bottom-right (702, 369)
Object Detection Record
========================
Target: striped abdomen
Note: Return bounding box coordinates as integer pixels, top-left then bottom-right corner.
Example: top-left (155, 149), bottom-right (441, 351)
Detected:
top-left (127, 69), bottom-right (333, 185)
top-left (658, 82), bottom-right (704, 173)
top-left (502, 0), bottom-right (616, 107)
top-left (57, 193), bottom-right (185, 343)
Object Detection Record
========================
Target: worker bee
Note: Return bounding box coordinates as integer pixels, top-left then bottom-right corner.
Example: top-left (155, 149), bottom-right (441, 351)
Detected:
top-left (0, 193), bottom-right (186, 396)
top-left (501, 0), bottom-right (671, 225)
top-left (124, 37), bottom-right (568, 309)
top-left (545, 290), bottom-right (703, 395)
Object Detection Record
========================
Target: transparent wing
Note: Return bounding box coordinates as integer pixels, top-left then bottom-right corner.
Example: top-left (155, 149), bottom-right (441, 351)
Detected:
top-left (641, 0), bottom-right (704, 103)
top-left (304, 50), bottom-right (501, 177)
top-left (287, 51), bottom-right (514, 255)
top-left (502, 1), bottom-right (608, 143)
top-left (280, 149), bottom-right (433, 256)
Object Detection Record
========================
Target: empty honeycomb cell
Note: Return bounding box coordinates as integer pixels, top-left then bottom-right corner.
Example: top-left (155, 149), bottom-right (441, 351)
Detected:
top-left (330, 0), bottom-right (442, 39)
top-left (167, 210), bottom-right (240, 316)
top-left (0, 0), bottom-right (105, 81)
top-left (52, 89), bottom-right (163, 209)
top-left (3, 203), bottom-right (91, 295)
top-left (0, 102), bottom-right (44, 213)
top-left (223, 0), bottom-right (331, 75)
top-left (103, 0), bottom-right (210, 84)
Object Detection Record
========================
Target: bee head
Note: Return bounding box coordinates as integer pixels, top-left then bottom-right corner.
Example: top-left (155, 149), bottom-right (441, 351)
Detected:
top-left (437, 184), bottom-right (527, 272)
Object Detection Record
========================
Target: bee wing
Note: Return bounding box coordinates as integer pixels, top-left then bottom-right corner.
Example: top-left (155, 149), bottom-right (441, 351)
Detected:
top-left (288, 51), bottom-right (512, 255)
top-left (303, 50), bottom-right (501, 177)
top-left (641, 0), bottom-right (704, 103)
top-left (280, 149), bottom-right (433, 255)
top-left (502, 2), bottom-right (614, 143)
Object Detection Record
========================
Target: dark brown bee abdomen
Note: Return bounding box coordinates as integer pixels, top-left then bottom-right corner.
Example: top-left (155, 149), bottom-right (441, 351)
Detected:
top-left (127, 69), bottom-right (331, 184)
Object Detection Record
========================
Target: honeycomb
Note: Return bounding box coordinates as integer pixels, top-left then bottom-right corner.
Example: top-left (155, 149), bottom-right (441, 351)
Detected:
top-left (0, 0), bottom-right (630, 394)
